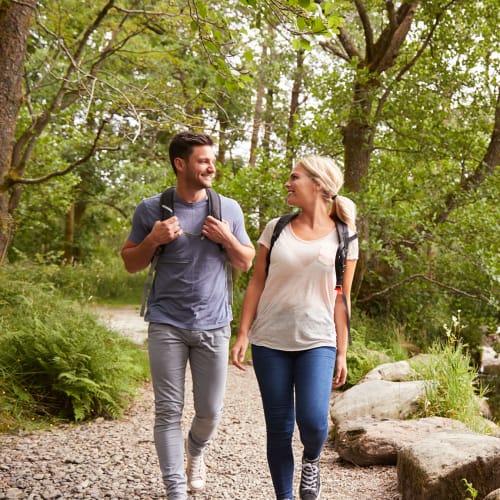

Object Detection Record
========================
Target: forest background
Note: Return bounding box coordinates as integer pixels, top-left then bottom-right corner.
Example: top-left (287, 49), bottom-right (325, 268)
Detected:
top-left (0, 0), bottom-right (498, 428)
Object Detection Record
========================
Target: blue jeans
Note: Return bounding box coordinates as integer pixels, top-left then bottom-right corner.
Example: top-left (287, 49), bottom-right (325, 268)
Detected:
top-left (252, 345), bottom-right (336, 500)
top-left (148, 323), bottom-right (230, 499)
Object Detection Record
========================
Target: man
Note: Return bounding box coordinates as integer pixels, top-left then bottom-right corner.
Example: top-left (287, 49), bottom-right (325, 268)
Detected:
top-left (121, 131), bottom-right (255, 499)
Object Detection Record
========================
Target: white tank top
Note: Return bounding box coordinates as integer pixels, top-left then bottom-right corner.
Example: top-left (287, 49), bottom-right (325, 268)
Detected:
top-left (249, 217), bottom-right (358, 351)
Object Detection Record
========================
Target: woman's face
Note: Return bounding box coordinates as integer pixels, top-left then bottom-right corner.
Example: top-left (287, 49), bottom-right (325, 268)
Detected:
top-left (284, 164), bottom-right (318, 207)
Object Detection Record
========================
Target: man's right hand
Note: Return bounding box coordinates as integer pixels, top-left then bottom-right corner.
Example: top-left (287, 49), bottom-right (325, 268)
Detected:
top-left (150, 216), bottom-right (183, 246)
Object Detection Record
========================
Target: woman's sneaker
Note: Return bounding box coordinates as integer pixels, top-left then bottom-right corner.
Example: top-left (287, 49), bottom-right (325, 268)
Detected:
top-left (299, 456), bottom-right (321, 500)
top-left (186, 440), bottom-right (206, 492)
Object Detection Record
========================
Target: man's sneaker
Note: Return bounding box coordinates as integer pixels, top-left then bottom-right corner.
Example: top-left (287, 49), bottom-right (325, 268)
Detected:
top-left (186, 440), bottom-right (206, 493)
top-left (299, 456), bottom-right (321, 500)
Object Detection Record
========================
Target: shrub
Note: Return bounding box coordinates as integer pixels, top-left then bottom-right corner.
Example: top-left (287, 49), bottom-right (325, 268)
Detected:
top-left (344, 311), bottom-right (411, 386)
top-left (0, 273), bottom-right (149, 431)
top-left (3, 257), bottom-right (147, 305)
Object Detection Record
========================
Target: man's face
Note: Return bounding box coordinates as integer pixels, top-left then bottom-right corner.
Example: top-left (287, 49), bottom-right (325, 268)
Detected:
top-left (179, 145), bottom-right (216, 189)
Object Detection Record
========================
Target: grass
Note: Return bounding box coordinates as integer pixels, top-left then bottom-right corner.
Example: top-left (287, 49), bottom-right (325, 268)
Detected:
top-left (410, 313), bottom-right (493, 433)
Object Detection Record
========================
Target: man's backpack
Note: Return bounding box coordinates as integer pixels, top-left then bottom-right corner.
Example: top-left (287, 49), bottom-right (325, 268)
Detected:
top-left (140, 187), bottom-right (231, 317)
top-left (265, 212), bottom-right (357, 343)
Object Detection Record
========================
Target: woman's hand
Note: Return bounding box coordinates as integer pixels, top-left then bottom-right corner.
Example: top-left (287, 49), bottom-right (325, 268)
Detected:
top-left (231, 335), bottom-right (249, 371)
top-left (333, 353), bottom-right (347, 388)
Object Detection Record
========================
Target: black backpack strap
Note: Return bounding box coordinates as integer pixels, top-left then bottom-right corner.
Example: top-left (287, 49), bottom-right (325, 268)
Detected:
top-left (334, 219), bottom-right (349, 288)
top-left (206, 187), bottom-right (225, 253)
top-left (265, 213), bottom-right (298, 277)
top-left (333, 217), bottom-right (358, 345)
top-left (206, 188), bottom-right (222, 220)
top-left (159, 187), bottom-right (176, 220)
top-left (206, 188), bottom-right (233, 305)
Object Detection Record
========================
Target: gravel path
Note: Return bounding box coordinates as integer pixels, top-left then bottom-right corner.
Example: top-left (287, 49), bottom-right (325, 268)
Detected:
top-left (0, 308), bottom-right (400, 500)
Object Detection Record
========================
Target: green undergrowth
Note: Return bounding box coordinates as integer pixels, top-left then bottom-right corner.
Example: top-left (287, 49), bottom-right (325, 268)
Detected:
top-left (410, 313), bottom-right (493, 433)
top-left (345, 312), bottom-right (411, 386)
top-left (0, 271), bottom-right (150, 433)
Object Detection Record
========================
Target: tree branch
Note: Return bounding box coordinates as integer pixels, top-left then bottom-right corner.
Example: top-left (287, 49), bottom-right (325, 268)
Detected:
top-left (11, 0), bottom-right (36, 9)
top-left (354, 0), bottom-right (373, 60)
top-left (434, 87), bottom-right (500, 223)
top-left (319, 40), bottom-right (351, 62)
top-left (371, 9), bottom-right (442, 139)
top-left (11, 120), bottom-right (110, 186)
top-left (370, 1), bottom-right (419, 74)
top-left (337, 27), bottom-right (363, 61)
top-left (357, 273), bottom-right (492, 304)
top-left (111, 6), bottom-right (178, 16)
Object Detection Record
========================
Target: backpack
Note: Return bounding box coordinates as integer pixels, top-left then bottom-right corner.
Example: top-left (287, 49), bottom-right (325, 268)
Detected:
top-left (265, 212), bottom-right (357, 343)
top-left (140, 187), bottom-right (232, 317)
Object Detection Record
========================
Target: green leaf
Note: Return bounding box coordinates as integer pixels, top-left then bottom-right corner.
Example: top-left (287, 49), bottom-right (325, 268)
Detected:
top-left (312, 17), bottom-right (326, 33)
top-left (292, 37), bottom-right (312, 51)
top-left (296, 16), bottom-right (308, 31)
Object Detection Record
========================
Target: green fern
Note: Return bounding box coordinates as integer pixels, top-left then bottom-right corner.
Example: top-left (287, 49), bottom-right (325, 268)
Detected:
top-left (0, 274), bottom-right (149, 430)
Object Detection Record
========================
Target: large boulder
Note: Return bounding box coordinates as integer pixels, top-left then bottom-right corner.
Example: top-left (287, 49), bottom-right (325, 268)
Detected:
top-left (359, 360), bottom-right (417, 382)
top-left (330, 379), bottom-right (427, 425)
top-left (397, 432), bottom-right (500, 500)
top-left (484, 489), bottom-right (500, 500)
top-left (334, 416), bottom-right (469, 466)
top-left (482, 345), bottom-right (500, 375)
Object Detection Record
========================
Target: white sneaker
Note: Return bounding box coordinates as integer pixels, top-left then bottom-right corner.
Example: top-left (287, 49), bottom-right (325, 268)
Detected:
top-left (186, 440), bottom-right (206, 492)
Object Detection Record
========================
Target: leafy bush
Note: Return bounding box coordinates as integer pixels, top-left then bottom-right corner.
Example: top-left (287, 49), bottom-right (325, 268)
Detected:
top-left (343, 311), bottom-right (411, 386)
top-left (0, 273), bottom-right (149, 431)
top-left (3, 257), bottom-right (147, 305)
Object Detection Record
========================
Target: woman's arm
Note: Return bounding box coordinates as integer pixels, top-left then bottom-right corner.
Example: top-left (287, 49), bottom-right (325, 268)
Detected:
top-left (333, 258), bottom-right (357, 388)
top-left (230, 244), bottom-right (268, 370)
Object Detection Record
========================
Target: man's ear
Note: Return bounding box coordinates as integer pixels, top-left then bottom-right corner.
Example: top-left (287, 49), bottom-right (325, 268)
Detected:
top-left (174, 157), bottom-right (185, 172)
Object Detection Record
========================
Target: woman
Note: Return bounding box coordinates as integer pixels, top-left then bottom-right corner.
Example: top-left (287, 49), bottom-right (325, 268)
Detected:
top-left (231, 156), bottom-right (358, 500)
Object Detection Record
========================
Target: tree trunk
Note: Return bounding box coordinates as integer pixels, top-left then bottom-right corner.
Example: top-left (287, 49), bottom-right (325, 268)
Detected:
top-left (262, 88), bottom-right (274, 159)
top-left (0, 0), bottom-right (36, 263)
top-left (333, 1), bottom-right (420, 192)
top-left (249, 74), bottom-right (266, 167)
top-left (285, 49), bottom-right (305, 168)
top-left (342, 81), bottom-right (376, 192)
top-left (249, 36), bottom-right (269, 167)
top-left (63, 203), bottom-right (75, 265)
top-left (216, 107), bottom-right (229, 171)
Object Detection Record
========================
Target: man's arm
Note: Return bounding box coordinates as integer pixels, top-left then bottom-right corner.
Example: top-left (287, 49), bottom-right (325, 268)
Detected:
top-left (121, 216), bottom-right (182, 273)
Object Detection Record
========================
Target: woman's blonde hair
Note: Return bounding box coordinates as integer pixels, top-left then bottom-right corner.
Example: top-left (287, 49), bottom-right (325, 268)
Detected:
top-left (297, 155), bottom-right (357, 231)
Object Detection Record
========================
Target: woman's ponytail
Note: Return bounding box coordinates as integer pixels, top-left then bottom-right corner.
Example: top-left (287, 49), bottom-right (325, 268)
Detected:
top-left (331, 195), bottom-right (356, 232)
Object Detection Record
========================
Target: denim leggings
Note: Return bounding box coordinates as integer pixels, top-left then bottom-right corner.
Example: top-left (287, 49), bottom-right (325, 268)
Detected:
top-left (252, 344), bottom-right (336, 500)
top-left (148, 323), bottom-right (230, 500)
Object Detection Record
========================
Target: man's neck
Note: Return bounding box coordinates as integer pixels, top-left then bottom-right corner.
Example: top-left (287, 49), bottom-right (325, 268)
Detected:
top-left (174, 185), bottom-right (208, 204)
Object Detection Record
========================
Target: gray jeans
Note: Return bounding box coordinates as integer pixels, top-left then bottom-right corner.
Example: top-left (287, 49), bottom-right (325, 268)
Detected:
top-left (148, 323), bottom-right (230, 499)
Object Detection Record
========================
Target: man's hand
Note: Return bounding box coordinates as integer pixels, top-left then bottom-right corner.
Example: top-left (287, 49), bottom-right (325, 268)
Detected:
top-left (150, 216), bottom-right (183, 245)
top-left (201, 215), bottom-right (231, 244)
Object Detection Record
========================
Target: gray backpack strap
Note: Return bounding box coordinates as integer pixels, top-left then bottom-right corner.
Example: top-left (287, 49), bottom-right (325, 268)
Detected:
top-left (140, 188), bottom-right (175, 317)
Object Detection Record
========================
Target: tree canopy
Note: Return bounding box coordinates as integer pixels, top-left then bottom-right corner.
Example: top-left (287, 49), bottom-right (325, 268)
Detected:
top-left (0, 0), bottom-right (498, 340)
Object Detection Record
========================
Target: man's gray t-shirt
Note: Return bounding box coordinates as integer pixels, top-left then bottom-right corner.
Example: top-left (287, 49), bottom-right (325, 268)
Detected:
top-left (128, 191), bottom-right (251, 330)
